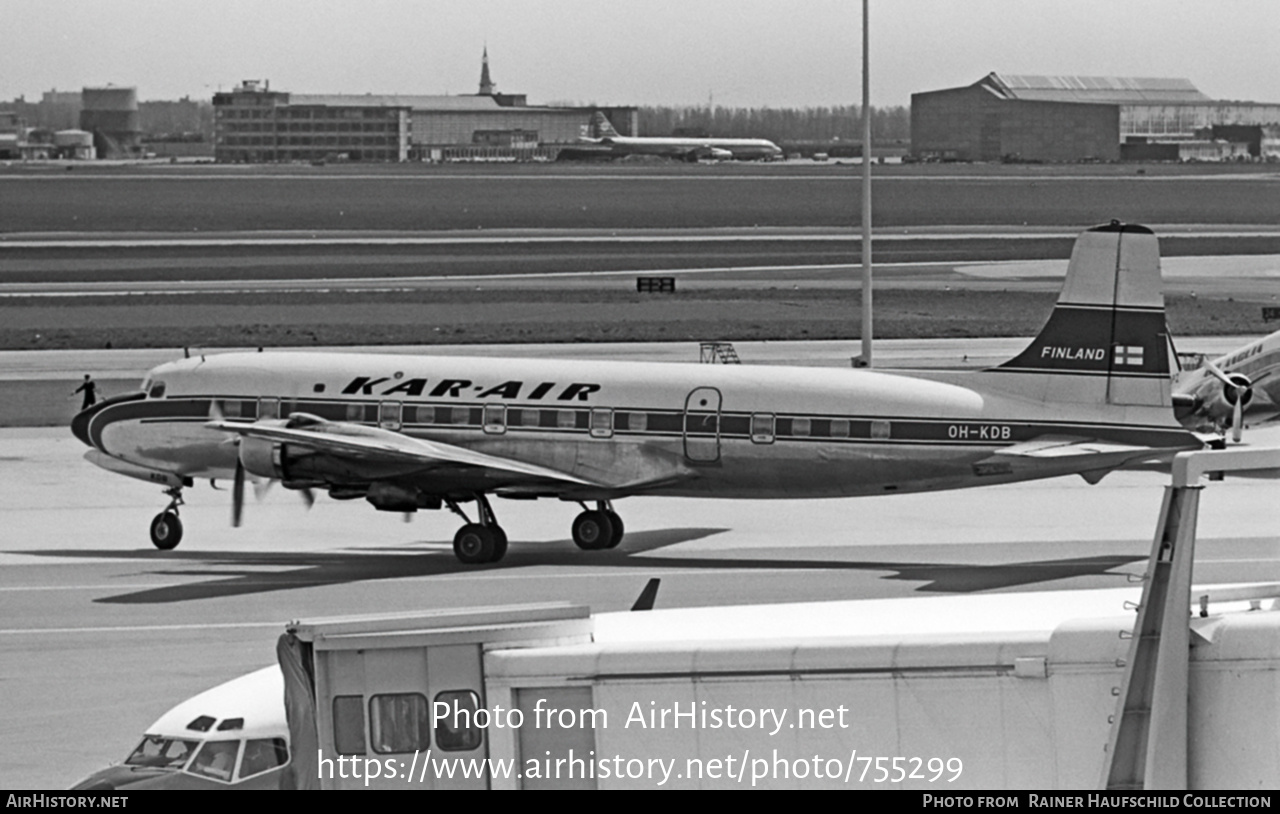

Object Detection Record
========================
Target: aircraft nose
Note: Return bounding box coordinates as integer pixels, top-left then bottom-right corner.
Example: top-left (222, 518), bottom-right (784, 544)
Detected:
top-left (70, 405), bottom-right (97, 447)
top-left (70, 391), bottom-right (147, 449)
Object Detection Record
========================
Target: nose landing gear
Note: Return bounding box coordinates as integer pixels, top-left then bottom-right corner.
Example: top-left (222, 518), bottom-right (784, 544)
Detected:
top-left (149, 487), bottom-right (185, 550)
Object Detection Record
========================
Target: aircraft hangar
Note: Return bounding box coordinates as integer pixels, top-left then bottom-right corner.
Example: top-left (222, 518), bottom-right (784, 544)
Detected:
top-left (911, 72), bottom-right (1280, 162)
top-left (211, 53), bottom-right (638, 163)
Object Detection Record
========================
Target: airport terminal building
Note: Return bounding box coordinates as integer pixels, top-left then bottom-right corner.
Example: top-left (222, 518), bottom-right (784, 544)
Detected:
top-left (213, 59), bottom-right (637, 163)
top-left (911, 73), bottom-right (1280, 162)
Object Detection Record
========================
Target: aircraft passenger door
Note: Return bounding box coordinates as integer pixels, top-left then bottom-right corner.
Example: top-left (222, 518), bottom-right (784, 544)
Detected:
top-left (683, 387), bottom-right (722, 462)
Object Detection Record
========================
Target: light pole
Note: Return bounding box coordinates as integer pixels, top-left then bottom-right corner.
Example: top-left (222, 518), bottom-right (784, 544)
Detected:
top-left (858, 0), bottom-right (873, 368)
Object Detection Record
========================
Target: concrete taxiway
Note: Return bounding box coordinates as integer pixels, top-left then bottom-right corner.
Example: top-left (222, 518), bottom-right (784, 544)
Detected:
top-left (2, 416), bottom-right (1278, 788)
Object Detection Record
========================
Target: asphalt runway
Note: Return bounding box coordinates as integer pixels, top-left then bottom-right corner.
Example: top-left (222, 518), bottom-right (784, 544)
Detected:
top-left (3, 227), bottom-right (1279, 292)
top-left (3, 163), bottom-right (1279, 231)
top-left (2, 389), bottom-right (1278, 788)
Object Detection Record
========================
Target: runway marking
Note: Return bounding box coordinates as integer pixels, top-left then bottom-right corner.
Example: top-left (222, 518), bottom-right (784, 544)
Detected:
top-left (2, 229), bottom-right (1276, 249)
top-left (0, 621), bottom-right (283, 635)
top-left (0, 584), bottom-right (167, 591)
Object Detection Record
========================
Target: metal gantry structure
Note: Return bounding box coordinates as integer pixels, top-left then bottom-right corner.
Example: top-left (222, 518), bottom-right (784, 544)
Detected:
top-left (1102, 444), bottom-right (1280, 789)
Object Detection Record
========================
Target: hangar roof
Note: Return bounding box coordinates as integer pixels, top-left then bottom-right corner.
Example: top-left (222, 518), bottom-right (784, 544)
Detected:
top-left (978, 72), bottom-right (1213, 104)
top-left (290, 94), bottom-right (504, 111)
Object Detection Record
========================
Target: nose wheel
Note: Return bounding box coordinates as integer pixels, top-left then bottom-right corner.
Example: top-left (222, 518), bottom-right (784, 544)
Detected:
top-left (149, 487), bottom-right (185, 550)
top-left (572, 501), bottom-right (625, 550)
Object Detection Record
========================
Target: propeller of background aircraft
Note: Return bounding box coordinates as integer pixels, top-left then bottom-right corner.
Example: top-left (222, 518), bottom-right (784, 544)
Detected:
top-left (1202, 360), bottom-right (1254, 443)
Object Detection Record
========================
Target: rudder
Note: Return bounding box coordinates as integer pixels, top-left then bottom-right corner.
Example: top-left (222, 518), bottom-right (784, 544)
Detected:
top-left (994, 221), bottom-right (1172, 407)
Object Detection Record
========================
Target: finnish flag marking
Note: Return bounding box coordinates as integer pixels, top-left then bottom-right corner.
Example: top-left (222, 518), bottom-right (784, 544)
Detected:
top-left (1113, 345), bottom-right (1145, 366)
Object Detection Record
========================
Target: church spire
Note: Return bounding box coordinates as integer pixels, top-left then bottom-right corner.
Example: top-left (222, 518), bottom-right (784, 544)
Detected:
top-left (478, 46), bottom-right (495, 96)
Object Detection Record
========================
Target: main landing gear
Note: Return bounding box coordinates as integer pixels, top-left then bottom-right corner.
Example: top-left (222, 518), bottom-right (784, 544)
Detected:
top-left (444, 496), bottom-right (627, 564)
top-left (149, 486), bottom-right (185, 550)
top-left (572, 501), bottom-right (624, 551)
top-left (447, 494), bottom-right (508, 565)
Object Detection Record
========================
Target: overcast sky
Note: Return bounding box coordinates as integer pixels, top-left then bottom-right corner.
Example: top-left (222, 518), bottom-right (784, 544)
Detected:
top-left (5, 1), bottom-right (1278, 108)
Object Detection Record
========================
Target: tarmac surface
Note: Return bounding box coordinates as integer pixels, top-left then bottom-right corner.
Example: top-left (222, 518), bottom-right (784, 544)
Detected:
top-left (1, 340), bottom-right (1278, 789)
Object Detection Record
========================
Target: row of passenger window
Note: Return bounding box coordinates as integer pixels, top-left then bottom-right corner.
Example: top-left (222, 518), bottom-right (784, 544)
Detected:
top-left (213, 399), bottom-right (891, 440)
top-left (333, 691), bottom-right (481, 756)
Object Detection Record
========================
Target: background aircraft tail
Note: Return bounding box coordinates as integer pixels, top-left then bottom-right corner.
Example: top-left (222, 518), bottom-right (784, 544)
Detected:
top-left (992, 221), bottom-right (1173, 408)
top-left (592, 111), bottom-right (621, 139)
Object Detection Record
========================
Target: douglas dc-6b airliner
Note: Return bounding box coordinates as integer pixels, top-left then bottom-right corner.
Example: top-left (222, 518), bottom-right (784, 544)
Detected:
top-left (72, 222), bottom-right (1205, 564)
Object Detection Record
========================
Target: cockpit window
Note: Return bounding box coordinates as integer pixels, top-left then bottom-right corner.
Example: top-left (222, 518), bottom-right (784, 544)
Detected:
top-left (239, 738), bottom-right (289, 779)
top-left (148, 381), bottom-right (167, 399)
top-left (187, 739), bottom-right (241, 783)
top-left (124, 735), bottom-right (198, 769)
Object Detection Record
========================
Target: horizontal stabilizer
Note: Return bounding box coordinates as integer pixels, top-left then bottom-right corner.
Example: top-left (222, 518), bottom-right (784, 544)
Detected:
top-left (990, 435), bottom-right (1168, 459)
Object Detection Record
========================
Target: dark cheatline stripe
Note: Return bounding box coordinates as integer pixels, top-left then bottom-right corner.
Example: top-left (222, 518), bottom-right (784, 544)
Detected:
top-left (91, 396), bottom-right (1196, 456)
top-left (87, 397), bottom-right (212, 451)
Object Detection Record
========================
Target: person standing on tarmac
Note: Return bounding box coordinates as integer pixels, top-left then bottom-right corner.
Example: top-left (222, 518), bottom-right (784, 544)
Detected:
top-left (72, 374), bottom-right (98, 410)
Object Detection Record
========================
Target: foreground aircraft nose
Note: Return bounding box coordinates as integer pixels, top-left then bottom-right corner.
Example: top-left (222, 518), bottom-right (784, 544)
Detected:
top-left (70, 764), bottom-right (173, 790)
top-left (70, 391), bottom-right (146, 448)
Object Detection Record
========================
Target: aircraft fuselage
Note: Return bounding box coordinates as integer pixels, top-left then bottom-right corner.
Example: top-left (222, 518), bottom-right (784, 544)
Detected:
top-left (76, 351), bottom-right (1196, 502)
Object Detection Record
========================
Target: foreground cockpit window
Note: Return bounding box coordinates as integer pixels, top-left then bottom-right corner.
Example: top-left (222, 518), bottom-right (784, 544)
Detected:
top-left (187, 739), bottom-right (241, 782)
top-left (124, 735), bottom-right (198, 769)
top-left (148, 381), bottom-right (166, 399)
top-left (238, 738), bottom-right (289, 779)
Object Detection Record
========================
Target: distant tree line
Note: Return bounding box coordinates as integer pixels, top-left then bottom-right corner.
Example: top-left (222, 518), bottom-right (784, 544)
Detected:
top-left (638, 105), bottom-right (910, 144)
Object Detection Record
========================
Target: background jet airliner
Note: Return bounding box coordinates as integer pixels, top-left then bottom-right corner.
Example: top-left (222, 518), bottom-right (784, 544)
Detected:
top-left (581, 111), bottom-right (782, 162)
top-left (72, 222), bottom-right (1201, 564)
top-left (1173, 327), bottom-right (1280, 442)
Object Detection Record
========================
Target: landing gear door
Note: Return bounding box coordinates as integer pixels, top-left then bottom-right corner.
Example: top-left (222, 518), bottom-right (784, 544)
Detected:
top-left (427, 644), bottom-right (488, 790)
top-left (683, 387), bottom-right (722, 463)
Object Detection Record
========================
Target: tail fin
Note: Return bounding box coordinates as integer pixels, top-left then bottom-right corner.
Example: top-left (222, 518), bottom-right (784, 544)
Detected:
top-left (592, 111), bottom-right (621, 139)
top-left (994, 221), bottom-right (1171, 407)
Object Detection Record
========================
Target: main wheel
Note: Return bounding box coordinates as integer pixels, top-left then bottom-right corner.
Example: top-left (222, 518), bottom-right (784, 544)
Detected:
top-left (149, 511), bottom-right (183, 550)
top-left (488, 527), bottom-right (508, 563)
top-left (453, 523), bottom-right (495, 565)
top-left (572, 511), bottom-right (614, 551)
top-left (604, 511), bottom-right (625, 549)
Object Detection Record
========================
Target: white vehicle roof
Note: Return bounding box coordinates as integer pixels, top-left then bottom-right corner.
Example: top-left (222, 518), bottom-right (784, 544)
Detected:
top-left (591, 587), bottom-right (1144, 645)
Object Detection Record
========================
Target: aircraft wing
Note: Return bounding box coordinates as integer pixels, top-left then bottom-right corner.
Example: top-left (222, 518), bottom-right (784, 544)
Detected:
top-left (206, 418), bottom-right (599, 486)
